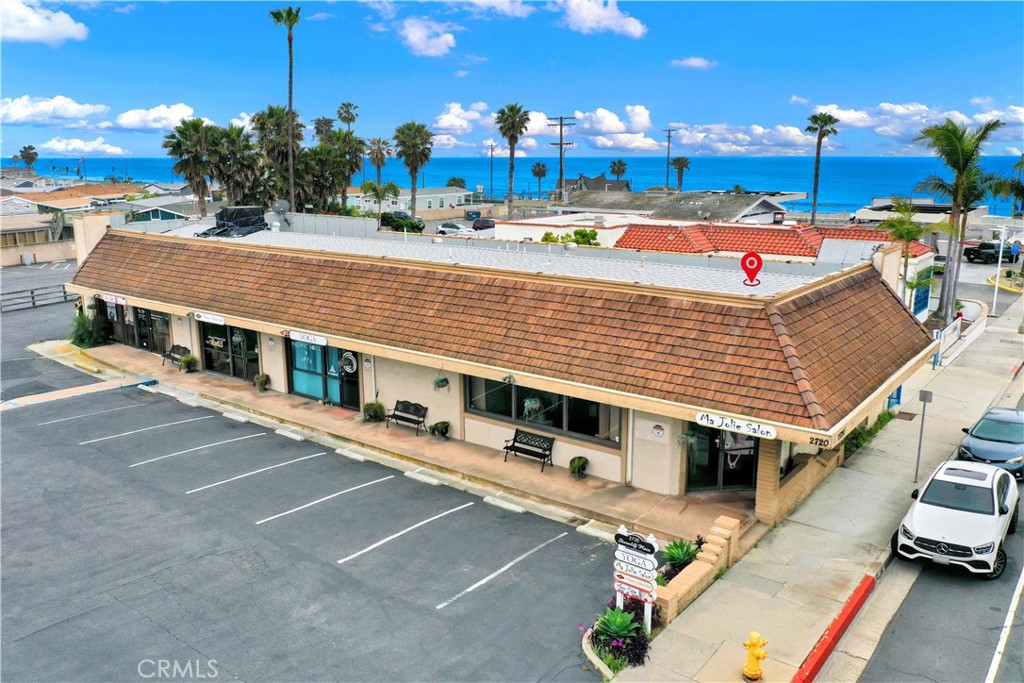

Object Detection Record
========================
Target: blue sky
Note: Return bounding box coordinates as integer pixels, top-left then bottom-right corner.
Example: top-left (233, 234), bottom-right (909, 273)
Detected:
top-left (2, 0), bottom-right (1022, 159)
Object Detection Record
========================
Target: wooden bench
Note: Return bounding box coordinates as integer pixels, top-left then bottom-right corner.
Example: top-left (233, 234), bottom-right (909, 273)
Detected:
top-left (385, 400), bottom-right (428, 436)
top-left (162, 344), bottom-right (191, 370)
top-left (503, 429), bottom-right (555, 471)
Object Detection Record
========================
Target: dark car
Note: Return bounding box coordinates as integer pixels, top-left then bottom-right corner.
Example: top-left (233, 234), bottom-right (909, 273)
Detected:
top-left (472, 217), bottom-right (496, 230)
top-left (392, 210), bottom-right (424, 227)
top-left (958, 407), bottom-right (1024, 479)
top-left (965, 242), bottom-right (1018, 264)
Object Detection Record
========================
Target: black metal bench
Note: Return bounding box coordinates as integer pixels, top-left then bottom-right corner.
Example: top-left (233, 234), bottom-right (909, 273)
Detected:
top-left (162, 344), bottom-right (191, 370)
top-left (503, 429), bottom-right (555, 471)
top-left (385, 400), bottom-right (428, 436)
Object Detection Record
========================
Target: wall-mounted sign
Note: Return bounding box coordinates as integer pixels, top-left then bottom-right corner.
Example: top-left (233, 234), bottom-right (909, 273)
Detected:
top-left (289, 330), bottom-right (327, 346)
top-left (651, 424), bottom-right (665, 438)
top-left (341, 351), bottom-right (358, 374)
top-left (100, 294), bottom-right (126, 305)
top-left (695, 412), bottom-right (777, 440)
top-left (194, 311), bottom-right (225, 325)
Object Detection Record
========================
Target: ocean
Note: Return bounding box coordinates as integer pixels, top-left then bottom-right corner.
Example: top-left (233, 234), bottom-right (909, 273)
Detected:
top-left (33, 155), bottom-right (1022, 215)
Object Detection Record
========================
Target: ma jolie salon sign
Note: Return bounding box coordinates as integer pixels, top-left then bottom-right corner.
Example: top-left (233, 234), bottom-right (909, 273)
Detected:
top-left (695, 412), bottom-right (777, 440)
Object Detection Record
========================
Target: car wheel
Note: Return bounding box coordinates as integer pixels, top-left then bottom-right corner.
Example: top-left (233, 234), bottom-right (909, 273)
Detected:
top-left (1010, 506), bottom-right (1019, 535)
top-left (983, 546), bottom-right (1007, 580)
top-left (967, 256), bottom-right (975, 262)
top-left (985, 255), bottom-right (996, 264)
top-left (890, 531), bottom-right (905, 559)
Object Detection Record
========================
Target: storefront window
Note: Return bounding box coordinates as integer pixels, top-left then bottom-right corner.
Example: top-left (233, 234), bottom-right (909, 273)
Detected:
top-left (201, 322), bottom-right (258, 380)
top-left (288, 340), bottom-right (359, 409)
top-left (465, 375), bottom-right (620, 447)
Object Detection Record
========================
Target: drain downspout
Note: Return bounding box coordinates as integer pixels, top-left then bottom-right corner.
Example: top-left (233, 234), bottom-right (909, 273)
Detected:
top-left (626, 408), bottom-right (634, 485)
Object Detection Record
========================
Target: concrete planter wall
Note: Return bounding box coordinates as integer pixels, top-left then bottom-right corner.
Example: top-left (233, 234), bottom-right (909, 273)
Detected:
top-left (655, 515), bottom-right (741, 623)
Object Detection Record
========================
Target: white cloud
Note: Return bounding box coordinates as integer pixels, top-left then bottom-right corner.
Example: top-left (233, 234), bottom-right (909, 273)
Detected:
top-left (470, 101), bottom-right (488, 112)
top-left (230, 112), bottom-right (254, 132)
top-left (368, 22), bottom-right (389, 33)
top-left (670, 56), bottom-right (717, 70)
top-left (463, 0), bottom-right (535, 18)
top-left (588, 132), bottom-right (661, 152)
top-left (307, 12), bottom-right (335, 21)
top-left (433, 101), bottom-right (486, 134)
top-left (574, 107), bottom-right (626, 134)
top-left (558, 0), bottom-right (647, 39)
top-left (523, 110), bottom-right (551, 136)
top-left (518, 137), bottom-right (539, 150)
top-left (40, 136), bottom-right (126, 156)
top-left (813, 104), bottom-right (874, 127)
top-left (663, 121), bottom-right (817, 156)
top-left (455, 70), bottom-right (469, 78)
top-left (1006, 146), bottom-right (1022, 156)
top-left (399, 17), bottom-right (458, 57)
top-left (2, 0), bottom-right (88, 47)
top-left (113, 4), bottom-right (135, 14)
top-left (480, 138), bottom-right (525, 157)
top-left (790, 95), bottom-right (809, 105)
top-left (969, 96), bottom-right (993, 106)
top-left (973, 105), bottom-right (1024, 125)
top-left (360, 1), bottom-right (397, 20)
top-left (0, 95), bottom-right (108, 124)
top-left (625, 104), bottom-right (652, 132)
top-left (433, 134), bottom-right (476, 149)
top-left (100, 103), bottom-right (209, 131)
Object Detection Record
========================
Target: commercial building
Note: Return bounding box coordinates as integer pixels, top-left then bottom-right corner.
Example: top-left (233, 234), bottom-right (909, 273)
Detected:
top-left (67, 228), bottom-right (935, 525)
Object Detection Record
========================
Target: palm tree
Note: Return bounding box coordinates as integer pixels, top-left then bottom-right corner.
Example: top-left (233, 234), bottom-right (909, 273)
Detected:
top-left (252, 105), bottom-right (304, 181)
top-left (531, 162), bottom-right (547, 198)
top-left (11, 155), bottom-right (21, 167)
top-left (1011, 154), bottom-right (1024, 216)
top-left (208, 125), bottom-right (263, 206)
top-left (18, 145), bottom-right (38, 169)
top-left (915, 118), bottom-right (1004, 322)
top-left (306, 144), bottom-right (346, 212)
top-left (671, 156), bottom-right (690, 191)
top-left (313, 117), bottom-right (335, 143)
top-left (495, 103), bottom-right (530, 219)
top-left (805, 112), bottom-right (840, 225)
top-left (877, 197), bottom-right (927, 301)
top-left (269, 5), bottom-right (300, 210)
top-left (328, 129), bottom-right (365, 208)
top-left (337, 102), bottom-right (358, 132)
top-left (392, 122), bottom-right (433, 218)
top-left (361, 180), bottom-right (400, 229)
top-left (609, 159), bottom-right (626, 181)
top-left (163, 118), bottom-right (211, 217)
top-left (366, 137), bottom-right (393, 186)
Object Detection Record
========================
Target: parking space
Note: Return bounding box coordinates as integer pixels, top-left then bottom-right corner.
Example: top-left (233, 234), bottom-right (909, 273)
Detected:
top-left (3, 388), bottom-right (609, 681)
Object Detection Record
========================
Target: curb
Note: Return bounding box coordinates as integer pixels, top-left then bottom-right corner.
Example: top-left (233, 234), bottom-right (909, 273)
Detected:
top-left (580, 628), bottom-right (615, 681)
top-left (791, 573), bottom-right (877, 683)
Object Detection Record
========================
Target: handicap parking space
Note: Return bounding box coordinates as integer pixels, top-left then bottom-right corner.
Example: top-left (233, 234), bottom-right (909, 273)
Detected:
top-left (3, 386), bottom-right (611, 681)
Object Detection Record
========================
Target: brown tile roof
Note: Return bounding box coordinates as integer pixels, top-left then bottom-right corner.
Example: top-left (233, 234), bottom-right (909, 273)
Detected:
top-left (17, 183), bottom-right (143, 202)
top-left (72, 232), bottom-right (933, 430)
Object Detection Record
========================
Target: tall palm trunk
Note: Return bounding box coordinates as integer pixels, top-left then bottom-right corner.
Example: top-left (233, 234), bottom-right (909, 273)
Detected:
top-left (810, 135), bottom-right (823, 225)
top-left (507, 142), bottom-right (516, 219)
top-left (410, 172), bottom-right (417, 220)
top-left (376, 164), bottom-right (382, 186)
top-left (1015, 154), bottom-right (1023, 215)
top-left (676, 168), bottom-right (684, 191)
top-left (287, 31), bottom-right (295, 211)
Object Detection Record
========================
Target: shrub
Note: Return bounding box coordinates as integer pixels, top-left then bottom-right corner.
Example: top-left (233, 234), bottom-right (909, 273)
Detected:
top-left (254, 373), bottom-right (271, 392)
top-left (70, 312), bottom-right (113, 348)
top-left (569, 456), bottom-right (588, 477)
top-left (427, 421), bottom-right (450, 437)
top-left (594, 607), bottom-right (640, 642)
top-left (844, 410), bottom-right (895, 456)
top-left (606, 595), bottom-right (664, 631)
top-left (179, 353), bottom-right (199, 372)
top-left (363, 400), bottom-right (386, 422)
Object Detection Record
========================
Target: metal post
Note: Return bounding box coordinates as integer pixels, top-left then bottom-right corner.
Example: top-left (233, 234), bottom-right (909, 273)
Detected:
top-left (663, 128), bottom-right (674, 189)
top-left (915, 390), bottom-right (933, 483)
top-left (991, 225), bottom-right (1006, 316)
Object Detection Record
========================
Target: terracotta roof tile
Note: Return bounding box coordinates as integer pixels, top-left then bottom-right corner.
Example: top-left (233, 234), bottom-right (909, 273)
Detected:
top-left (72, 232), bottom-right (933, 430)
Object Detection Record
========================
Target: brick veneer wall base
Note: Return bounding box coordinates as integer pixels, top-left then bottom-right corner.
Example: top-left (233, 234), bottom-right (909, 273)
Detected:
top-left (655, 515), bottom-right (742, 623)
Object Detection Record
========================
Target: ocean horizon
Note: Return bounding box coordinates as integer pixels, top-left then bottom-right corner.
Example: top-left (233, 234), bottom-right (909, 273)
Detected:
top-left (28, 154), bottom-right (1022, 215)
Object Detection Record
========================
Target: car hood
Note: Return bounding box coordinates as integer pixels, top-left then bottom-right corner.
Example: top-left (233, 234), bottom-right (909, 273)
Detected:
top-left (962, 435), bottom-right (1024, 462)
top-left (903, 503), bottom-right (1000, 546)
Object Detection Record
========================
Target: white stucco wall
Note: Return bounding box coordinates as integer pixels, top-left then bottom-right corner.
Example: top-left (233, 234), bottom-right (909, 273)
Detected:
top-left (371, 356), bottom-right (464, 438)
top-left (630, 412), bottom-right (683, 495)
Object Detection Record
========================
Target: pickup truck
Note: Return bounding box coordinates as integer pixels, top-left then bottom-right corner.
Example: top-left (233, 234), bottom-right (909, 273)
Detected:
top-left (964, 241), bottom-right (1019, 264)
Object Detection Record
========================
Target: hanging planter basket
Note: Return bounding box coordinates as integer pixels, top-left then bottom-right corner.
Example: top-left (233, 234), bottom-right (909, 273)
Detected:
top-left (433, 374), bottom-right (450, 391)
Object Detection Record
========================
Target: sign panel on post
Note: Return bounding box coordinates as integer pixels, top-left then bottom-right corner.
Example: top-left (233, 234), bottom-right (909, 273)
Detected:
top-left (613, 560), bottom-right (657, 582)
top-left (614, 549), bottom-right (657, 572)
top-left (612, 526), bottom-right (659, 633)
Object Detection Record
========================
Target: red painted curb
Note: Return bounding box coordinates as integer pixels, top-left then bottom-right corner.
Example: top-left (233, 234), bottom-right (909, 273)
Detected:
top-left (791, 574), bottom-right (876, 683)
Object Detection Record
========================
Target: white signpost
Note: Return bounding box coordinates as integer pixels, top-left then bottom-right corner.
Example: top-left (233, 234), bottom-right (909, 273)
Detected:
top-left (613, 525), bottom-right (659, 634)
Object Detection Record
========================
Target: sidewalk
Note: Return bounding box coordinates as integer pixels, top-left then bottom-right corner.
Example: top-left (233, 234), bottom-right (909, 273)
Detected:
top-left (617, 302), bottom-right (1024, 683)
top-left (34, 341), bottom-right (754, 546)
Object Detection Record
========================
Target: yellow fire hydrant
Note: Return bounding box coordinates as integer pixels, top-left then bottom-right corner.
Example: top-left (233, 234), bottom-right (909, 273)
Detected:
top-left (742, 631), bottom-right (768, 681)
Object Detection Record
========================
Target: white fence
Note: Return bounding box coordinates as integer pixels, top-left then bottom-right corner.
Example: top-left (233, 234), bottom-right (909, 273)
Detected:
top-left (932, 317), bottom-right (962, 368)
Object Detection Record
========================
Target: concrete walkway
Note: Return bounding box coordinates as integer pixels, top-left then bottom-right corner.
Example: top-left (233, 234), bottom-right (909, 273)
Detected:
top-left (26, 340), bottom-right (754, 545)
top-left (618, 303), bottom-right (1024, 683)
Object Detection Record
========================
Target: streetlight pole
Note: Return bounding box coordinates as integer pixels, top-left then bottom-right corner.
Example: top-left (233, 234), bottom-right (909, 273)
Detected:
top-left (489, 142), bottom-right (495, 202)
top-left (915, 390), bottom-right (933, 483)
top-left (663, 128), bottom-right (674, 189)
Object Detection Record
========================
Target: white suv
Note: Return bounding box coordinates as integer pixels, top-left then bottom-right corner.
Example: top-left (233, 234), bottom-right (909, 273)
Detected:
top-left (892, 461), bottom-right (1019, 580)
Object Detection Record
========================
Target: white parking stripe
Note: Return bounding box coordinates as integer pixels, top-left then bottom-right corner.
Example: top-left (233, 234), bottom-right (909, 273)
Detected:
top-left (336, 502), bottom-right (475, 565)
top-left (38, 403), bottom-right (146, 425)
top-left (79, 416), bottom-right (214, 445)
top-left (129, 433), bottom-right (266, 467)
top-left (186, 452), bottom-right (326, 494)
top-left (435, 532), bottom-right (567, 610)
top-left (984, 553), bottom-right (1024, 683)
top-left (255, 475), bottom-right (394, 525)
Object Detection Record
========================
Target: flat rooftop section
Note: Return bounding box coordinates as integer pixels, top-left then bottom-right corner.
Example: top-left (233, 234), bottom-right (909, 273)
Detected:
top-left (163, 227), bottom-right (816, 296)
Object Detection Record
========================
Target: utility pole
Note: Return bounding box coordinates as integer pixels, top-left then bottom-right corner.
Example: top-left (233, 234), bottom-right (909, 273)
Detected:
top-left (547, 115), bottom-right (576, 200)
top-left (489, 141), bottom-right (495, 202)
top-left (663, 128), bottom-right (674, 189)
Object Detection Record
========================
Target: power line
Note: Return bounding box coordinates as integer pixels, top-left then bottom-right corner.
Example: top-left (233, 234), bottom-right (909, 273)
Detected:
top-left (547, 115), bottom-right (576, 200)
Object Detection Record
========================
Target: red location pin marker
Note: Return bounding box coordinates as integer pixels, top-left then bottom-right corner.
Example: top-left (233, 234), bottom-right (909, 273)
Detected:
top-left (741, 252), bottom-right (763, 287)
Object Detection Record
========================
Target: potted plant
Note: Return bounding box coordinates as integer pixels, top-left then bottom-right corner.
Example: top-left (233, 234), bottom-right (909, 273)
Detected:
top-left (363, 400), bottom-right (385, 422)
top-left (569, 456), bottom-right (588, 480)
top-left (433, 375), bottom-right (450, 391)
top-left (180, 353), bottom-right (199, 373)
top-left (428, 421), bottom-right (450, 440)
top-left (253, 373), bottom-right (271, 392)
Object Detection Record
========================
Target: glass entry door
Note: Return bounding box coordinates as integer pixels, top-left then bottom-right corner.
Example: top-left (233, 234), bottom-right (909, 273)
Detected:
top-left (685, 424), bottom-right (758, 491)
top-left (289, 341), bottom-right (360, 410)
top-left (201, 321), bottom-right (259, 381)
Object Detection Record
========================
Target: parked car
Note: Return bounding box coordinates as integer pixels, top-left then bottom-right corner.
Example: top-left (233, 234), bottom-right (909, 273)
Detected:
top-left (932, 254), bottom-right (946, 275)
top-left (436, 222), bottom-right (475, 237)
top-left (891, 461), bottom-right (1018, 579)
top-left (392, 210), bottom-right (424, 227)
top-left (472, 217), bottom-right (496, 231)
top-left (964, 241), bottom-right (1018, 264)
top-left (957, 407), bottom-right (1024, 479)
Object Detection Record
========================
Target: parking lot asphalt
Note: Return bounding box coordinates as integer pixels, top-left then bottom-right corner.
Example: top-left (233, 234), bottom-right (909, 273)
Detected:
top-left (2, 388), bottom-right (611, 682)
